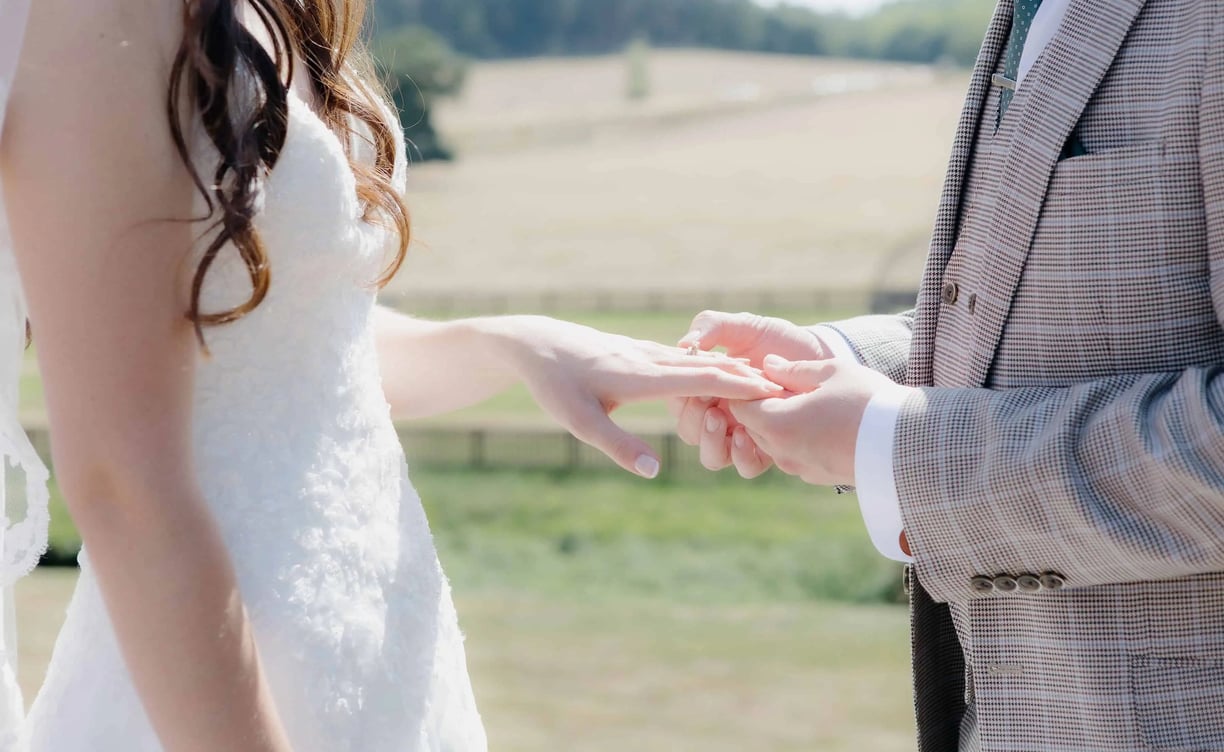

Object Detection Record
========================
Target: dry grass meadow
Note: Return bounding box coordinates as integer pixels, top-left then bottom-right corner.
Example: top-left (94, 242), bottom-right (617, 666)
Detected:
top-left (15, 50), bottom-right (970, 750)
top-left (391, 49), bottom-right (968, 303)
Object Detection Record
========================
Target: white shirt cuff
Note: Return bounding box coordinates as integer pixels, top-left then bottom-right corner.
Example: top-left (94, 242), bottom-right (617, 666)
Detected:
top-left (811, 325), bottom-right (860, 363)
top-left (854, 385), bottom-right (914, 563)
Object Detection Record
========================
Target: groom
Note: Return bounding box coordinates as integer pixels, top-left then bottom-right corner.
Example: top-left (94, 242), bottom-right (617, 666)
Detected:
top-left (673, 1), bottom-right (1224, 750)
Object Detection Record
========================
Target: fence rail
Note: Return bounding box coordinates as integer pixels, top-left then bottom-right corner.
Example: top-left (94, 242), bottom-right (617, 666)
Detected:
top-left (21, 422), bottom-right (716, 479)
top-left (20, 286), bottom-right (919, 479)
top-left (382, 287), bottom-right (917, 317)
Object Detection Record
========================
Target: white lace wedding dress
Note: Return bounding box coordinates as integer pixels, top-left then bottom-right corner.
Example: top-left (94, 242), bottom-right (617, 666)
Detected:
top-left (23, 87), bottom-right (488, 751)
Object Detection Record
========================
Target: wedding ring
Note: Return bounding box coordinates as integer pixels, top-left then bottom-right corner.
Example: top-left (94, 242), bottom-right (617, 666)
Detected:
top-left (686, 342), bottom-right (701, 356)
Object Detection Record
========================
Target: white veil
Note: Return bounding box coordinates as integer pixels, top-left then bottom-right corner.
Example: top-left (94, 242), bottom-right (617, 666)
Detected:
top-left (0, 0), bottom-right (53, 746)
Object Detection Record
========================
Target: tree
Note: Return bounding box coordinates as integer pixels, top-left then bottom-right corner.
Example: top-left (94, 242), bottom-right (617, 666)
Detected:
top-left (371, 26), bottom-right (469, 162)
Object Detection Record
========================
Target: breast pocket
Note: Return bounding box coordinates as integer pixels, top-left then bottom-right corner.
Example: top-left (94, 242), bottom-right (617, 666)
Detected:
top-left (1019, 141), bottom-right (1217, 377)
top-left (1131, 655), bottom-right (1224, 751)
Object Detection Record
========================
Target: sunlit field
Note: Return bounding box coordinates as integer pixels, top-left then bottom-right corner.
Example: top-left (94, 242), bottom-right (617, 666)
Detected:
top-left (18, 569), bottom-right (914, 751)
top-left (391, 50), bottom-right (966, 299)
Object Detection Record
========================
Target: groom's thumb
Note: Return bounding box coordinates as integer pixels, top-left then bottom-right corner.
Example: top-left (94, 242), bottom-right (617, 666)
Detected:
top-left (762, 354), bottom-right (835, 394)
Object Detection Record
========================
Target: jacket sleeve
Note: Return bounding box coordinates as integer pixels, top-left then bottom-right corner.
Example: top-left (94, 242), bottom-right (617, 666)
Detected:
top-left (898, 15), bottom-right (1224, 604)
top-left (821, 311), bottom-right (915, 384)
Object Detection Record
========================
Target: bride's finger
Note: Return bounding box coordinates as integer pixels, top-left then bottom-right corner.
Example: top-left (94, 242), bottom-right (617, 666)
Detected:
top-left (676, 396), bottom-right (712, 446)
top-left (654, 354), bottom-right (762, 380)
top-left (731, 426), bottom-right (772, 479)
top-left (699, 407), bottom-right (733, 471)
top-left (665, 397), bottom-right (687, 418)
top-left (661, 350), bottom-right (754, 364)
top-left (646, 367), bottom-right (784, 402)
top-left (566, 401), bottom-right (661, 479)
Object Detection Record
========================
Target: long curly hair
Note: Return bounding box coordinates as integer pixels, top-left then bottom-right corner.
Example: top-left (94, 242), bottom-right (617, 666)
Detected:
top-left (167, 0), bottom-right (409, 347)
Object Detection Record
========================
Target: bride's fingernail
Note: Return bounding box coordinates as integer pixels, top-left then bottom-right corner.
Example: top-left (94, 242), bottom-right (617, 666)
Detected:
top-left (733, 431), bottom-right (747, 449)
top-left (635, 455), bottom-right (661, 479)
top-left (705, 414), bottom-right (721, 433)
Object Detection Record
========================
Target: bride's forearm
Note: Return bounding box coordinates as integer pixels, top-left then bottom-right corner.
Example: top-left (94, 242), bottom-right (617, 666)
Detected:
top-left (373, 307), bottom-right (529, 420)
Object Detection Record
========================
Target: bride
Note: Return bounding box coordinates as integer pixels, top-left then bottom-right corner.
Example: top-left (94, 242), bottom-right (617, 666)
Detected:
top-left (0, 0), bottom-right (781, 749)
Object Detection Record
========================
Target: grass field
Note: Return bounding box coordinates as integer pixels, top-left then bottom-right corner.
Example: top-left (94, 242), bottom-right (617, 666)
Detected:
top-left (23, 466), bottom-right (916, 751)
top-left (434, 50), bottom-right (937, 154)
top-left (390, 50), bottom-right (966, 301)
top-left (27, 468), bottom-right (916, 750)
top-left (41, 466), bottom-right (905, 604)
top-left (16, 570), bottom-right (916, 751)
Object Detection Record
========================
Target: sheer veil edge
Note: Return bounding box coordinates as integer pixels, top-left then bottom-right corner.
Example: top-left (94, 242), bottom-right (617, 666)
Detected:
top-left (0, 0), bottom-right (55, 747)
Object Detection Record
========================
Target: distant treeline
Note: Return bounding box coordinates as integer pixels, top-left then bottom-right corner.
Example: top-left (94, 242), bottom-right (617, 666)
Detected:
top-left (373, 0), bottom-right (995, 68)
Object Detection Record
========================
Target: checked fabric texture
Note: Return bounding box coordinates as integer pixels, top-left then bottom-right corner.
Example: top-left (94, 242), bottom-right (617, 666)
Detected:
top-left (826, 0), bottom-right (1224, 750)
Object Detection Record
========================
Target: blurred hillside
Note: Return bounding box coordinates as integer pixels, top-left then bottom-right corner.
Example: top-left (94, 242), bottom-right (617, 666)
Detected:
top-left (370, 0), bottom-right (993, 159)
top-left (386, 51), bottom-right (965, 305)
top-left (374, 0), bottom-right (995, 67)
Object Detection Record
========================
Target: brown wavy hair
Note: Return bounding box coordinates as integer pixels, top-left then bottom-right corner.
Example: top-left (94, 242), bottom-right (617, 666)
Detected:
top-left (168, 0), bottom-right (410, 347)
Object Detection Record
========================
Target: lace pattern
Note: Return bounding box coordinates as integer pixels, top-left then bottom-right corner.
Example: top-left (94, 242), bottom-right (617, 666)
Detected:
top-left (0, 1), bottom-right (52, 746)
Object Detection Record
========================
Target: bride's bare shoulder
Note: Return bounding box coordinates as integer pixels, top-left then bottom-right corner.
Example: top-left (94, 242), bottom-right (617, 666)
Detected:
top-left (17, 0), bottom-right (183, 91)
top-left (7, 0), bottom-right (184, 152)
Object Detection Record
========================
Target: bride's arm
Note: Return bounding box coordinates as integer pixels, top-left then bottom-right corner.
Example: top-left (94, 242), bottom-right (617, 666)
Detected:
top-left (373, 307), bottom-right (782, 476)
top-left (2, 2), bottom-right (291, 751)
top-left (372, 309), bottom-right (521, 419)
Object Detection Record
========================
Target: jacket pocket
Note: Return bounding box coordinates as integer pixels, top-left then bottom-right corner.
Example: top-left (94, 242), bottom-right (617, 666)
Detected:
top-left (1131, 655), bottom-right (1224, 751)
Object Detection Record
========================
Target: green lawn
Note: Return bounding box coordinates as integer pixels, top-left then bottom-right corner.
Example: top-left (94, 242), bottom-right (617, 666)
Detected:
top-left (17, 572), bottom-right (916, 752)
top-left (420, 467), bottom-right (904, 605)
top-left (46, 466), bottom-right (903, 605)
top-left (31, 465), bottom-right (916, 750)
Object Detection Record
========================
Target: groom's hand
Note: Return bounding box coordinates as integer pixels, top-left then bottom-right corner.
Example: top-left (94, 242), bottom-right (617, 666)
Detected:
top-left (669, 311), bottom-right (832, 474)
top-left (726, 355), bottom-right (911, 487)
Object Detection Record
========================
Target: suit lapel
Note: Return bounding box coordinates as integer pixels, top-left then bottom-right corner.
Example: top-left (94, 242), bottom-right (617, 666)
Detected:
top-left (907, 0), bottom-right (1013, 388)
top-left (963, 0), bottom-right (1151, 387)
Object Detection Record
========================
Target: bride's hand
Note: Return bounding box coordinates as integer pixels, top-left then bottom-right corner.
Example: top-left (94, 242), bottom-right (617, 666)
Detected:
top-left (496, 316), bottom-right (784, 478)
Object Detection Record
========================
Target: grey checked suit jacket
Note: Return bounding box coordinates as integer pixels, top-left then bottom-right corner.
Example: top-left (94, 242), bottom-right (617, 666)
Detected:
top-left (827, 1), bottom-right (1224, 750)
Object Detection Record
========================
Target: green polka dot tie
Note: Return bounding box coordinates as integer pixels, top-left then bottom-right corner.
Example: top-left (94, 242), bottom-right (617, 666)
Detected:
top-left (998, 0), bottom-right (1044, 122)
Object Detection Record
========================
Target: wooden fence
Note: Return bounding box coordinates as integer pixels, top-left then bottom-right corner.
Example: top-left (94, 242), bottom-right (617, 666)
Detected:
top-left (19, 285), bottom-right (919, 478)
top-left (22, 422), bottom-right (713, 479)
top-left (382, 286), bottom-right (917, 317)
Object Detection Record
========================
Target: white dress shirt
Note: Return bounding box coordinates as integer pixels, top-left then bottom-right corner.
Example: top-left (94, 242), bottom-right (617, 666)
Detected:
top-left (840, 0), bottom-right (1075, 563)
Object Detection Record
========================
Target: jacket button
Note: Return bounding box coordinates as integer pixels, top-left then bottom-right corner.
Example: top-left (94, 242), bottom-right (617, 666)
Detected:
top-left (1040, 572), bottom-right (1067, 591)
top-left (993, 575), bottom-right (1018, 593)
top-left (1016, 574), bottom-right (1042, 593)
top-left (970, 576), bottom-right (995, 594)
top-left (941, 280), bottom-right (960, 305)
